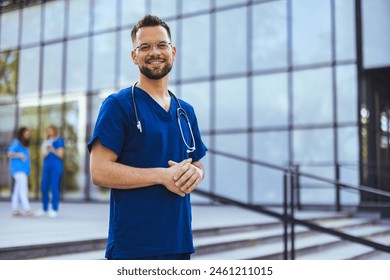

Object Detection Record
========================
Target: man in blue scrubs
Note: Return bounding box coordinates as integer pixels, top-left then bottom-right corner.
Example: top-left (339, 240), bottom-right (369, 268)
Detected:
top-left (88, 15), bottom-right (207, 260)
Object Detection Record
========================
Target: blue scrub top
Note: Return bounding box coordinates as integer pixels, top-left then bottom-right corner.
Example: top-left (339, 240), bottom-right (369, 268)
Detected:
top-left (8, 139), bottom-right (31, 176)
top-left (88, 86), bottom-right (207, 259)
top-left (43, 137), bottom-right (64, 170)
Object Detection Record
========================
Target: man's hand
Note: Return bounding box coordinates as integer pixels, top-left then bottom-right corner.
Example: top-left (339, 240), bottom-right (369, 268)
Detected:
top-left (162, 158), bottom-right (193, 197)
top-left (168, 159), bottom-right (204, 195)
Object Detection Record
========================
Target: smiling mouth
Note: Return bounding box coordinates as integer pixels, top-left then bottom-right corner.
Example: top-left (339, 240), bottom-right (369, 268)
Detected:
top-left (146, 58), bottom-right (165, 65)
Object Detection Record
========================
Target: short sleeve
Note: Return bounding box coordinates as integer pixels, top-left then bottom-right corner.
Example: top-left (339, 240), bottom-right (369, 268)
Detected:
top-left (8, 140), bottom-right (19, 154)
top-left (87, 95), bottom-right (128, 156)
top-left (189, 108), bottom-right (207, 162)
top-left (54, 137), bottom-right (65, 149)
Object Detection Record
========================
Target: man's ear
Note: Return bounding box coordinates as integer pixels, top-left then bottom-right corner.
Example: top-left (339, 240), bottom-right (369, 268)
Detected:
top-left (131, 50), bottom-right (138, 65)
top-left (171, 45), bottom-right (177, 61)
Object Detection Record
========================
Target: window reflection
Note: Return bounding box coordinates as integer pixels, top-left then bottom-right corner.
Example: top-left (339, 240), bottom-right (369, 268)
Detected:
top-left (0, 10), bottom-right (19, 51)
top-left (44, 1), bottom-right (65, 41)
top-left (362, 0), bottom-right (390, 68)
top-left (180, 82), bottom-right (210, 131)
top-left (292, 0), bottom-right (332, 65)
top-left (18, 47), bottom-right (40, 97)
top-left (336, 65), bottom-right (357, 123)
top-left (93, 0), bottom-right (117, 32)
top-left (216, 155), bottom-right (248, 202)
top-left (66, 38), bottom-right (88, 92)
top-left (253, 131), bottom-right (289, 166)
top-left (293, 128), bottom-right (334, 163)
top-left (216, 7), bottom-right (246, 76)
top-left (216, 77), bottom-right (247, 130)
top-left (68, 0), bottom-right (90, 37)
top-left (252, 0), bottom-right (287, 71)
top-left (43, 43), bottom-right (63, 95)
top-left (92, 33), bottom-right (116, 90)
top-left (293, 68), bottom-right (333, 125)
top-left (335, 0), bottom-right (356, 61)
top-left (253, 73), bottom-right (288, 127)
top-left (0, 50), bottom-right (18, 103)
top-left (121, 0), bottom-right (146, 27)
top-left (181, 15), bottom-right (210, 80)
top-left (151, 0), bottom-right (176, 19)
top-left (182, 0), bottom-right (210, 14)
top-left (21, 5), bottom-right (41, 46)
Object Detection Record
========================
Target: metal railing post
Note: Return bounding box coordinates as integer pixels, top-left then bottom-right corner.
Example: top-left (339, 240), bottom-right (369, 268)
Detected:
top-left (290, 169), bottom-right (296, 260)
top-left (295, 164), bottom-right (302, 210)
top-left (335, 163), bottom-right (341, 212)
top-left (283, 172), bottom-right (288, 260)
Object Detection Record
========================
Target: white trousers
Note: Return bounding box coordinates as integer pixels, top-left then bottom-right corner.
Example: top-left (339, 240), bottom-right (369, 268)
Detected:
top-left (11, 172), bottom-right (31, 212)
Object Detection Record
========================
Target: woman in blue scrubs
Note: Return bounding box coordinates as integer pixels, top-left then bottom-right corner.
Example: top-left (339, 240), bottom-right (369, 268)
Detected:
top-left (8, 127), bottom-right (32, 216)
top-left (38, 125), bottom-right (64, 218)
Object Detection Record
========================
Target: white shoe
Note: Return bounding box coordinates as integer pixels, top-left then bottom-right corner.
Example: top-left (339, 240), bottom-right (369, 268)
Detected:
top-left (48, 210), bottom-right (58, 218)
top-left (34, 209), bottom-right (47, 217)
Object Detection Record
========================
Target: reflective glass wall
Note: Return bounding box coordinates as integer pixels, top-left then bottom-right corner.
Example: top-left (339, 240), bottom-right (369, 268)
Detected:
top-left (0, 0), bottom-right (362, 204)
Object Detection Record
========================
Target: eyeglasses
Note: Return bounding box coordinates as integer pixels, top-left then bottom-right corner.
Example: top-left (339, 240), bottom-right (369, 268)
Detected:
top-left (134, 40), bottom-right (172, 52)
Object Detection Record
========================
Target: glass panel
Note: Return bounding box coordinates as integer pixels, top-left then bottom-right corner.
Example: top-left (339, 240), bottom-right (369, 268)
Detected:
top-left (216, 0), bottom-right (247, 7)
top-left (182, 0), bottom-right (210, 14)
top-left (120, 30), bottom-right (140, 88)
top-left (292, 0), bottom-right (332, 65)
top-left (338, 127), bottom-right (358, 163)
top-left (121, 0), bottom-right (146, 27)
top-left (215, 77), bottom-right (247, 130)
top-left (293, 128), bottom-right (334, 163)
top-left (293, 68), bottom-right (333, 125)
top-left (253, 73), bottom-right (288, 127)
top-left (362, 0), bottom-right (390, 68)
top-left (215, 133), bottom-right (247, 157)
top-left (181, 14), bottom-right (210, 80)
top-left (336, 65), bottom-right (357, 123)
top-left (68, 0), bottom-right (90, 37)
top-left (253, 166), bottom-right (284, 204)
top-left (252, 0), bottom-right (287, 70)
top-left (66, 38), bottom-right (88, 93)
top-left (19, 106), bottom-right (40, 196)
top-left (0, 104), bottom-right (16, 134)
top-left (93, 0), bottom-right (117, 32)
top-left (0, 10), bottom-right (19, 51)
top-left (253, 131), bottom-right (289, 166)
top-left (21, 5), bottom-right (41, 46)
top-left (151, 0), bottom-right (177, 19)
top-left (180, 82), bottom-right (210, 131)
top-left (63, 100), bottom-right (83, 199)
top-left (0, 50), bottom-right (18, 103)
top-left (216, 7), bottom-right (246, 76)
top-left (335, 0), bottom-right (356, 61)
top-left (92, 32), bottom-right (116, 90)
top-left (18, 47), bottom-right (40, 98)
top-left (215, 155), bottom-right (248, 202)
top-left (43, 43), bottom-right (63, 95)
top-left (299, 165), bottom-right (335, 205)
top-left (44, 1), bottom-right (65, 41)
top-left (338, 126), bottom-right (359, 205)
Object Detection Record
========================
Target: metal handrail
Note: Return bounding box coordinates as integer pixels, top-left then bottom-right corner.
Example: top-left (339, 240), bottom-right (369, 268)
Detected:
top-left (199, 148), bottom-right (390, 259)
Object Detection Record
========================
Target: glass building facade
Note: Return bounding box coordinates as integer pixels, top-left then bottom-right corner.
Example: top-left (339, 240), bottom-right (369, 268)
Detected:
top-left (0, 0), bottom-right (389, 206)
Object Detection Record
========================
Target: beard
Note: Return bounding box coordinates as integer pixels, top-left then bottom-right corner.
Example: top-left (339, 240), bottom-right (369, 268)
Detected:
top-left (139, 58), bottom-right (173, 80)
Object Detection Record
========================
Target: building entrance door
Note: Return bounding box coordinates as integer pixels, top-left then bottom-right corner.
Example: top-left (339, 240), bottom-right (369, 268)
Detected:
top-left (360, 68), bottom-right (390, 204)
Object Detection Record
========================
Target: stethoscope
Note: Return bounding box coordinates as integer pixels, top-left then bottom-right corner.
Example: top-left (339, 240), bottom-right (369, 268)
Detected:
top-left (132, 82), bottom-right (196, 153)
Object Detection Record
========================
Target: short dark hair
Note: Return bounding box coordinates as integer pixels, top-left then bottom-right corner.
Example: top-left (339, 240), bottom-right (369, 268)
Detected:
top-left (131, 15), bottom-right (172, 43)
